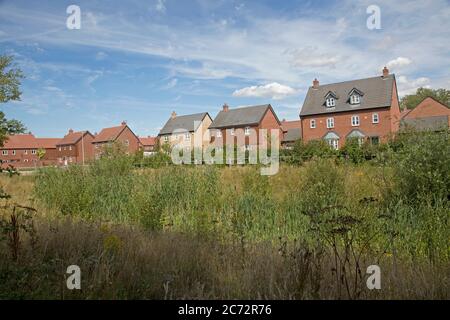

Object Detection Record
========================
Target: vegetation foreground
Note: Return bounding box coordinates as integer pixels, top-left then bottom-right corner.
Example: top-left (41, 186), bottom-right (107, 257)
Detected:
top-left (0, 131), bottom-right (449, 299)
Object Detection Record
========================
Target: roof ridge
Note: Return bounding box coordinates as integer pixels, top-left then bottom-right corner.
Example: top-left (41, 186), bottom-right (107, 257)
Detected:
top-left (314, 74), bottom-right (395, 88)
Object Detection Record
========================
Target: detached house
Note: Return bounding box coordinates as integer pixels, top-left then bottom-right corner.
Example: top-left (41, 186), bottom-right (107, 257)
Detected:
top-left (299, 67), bottom-right (401, 149)
top-left (92, 121), bottom-right (140, 157)
top-left (209, 104), bottom-right (283, 150)
top-left (158, 112), bottom-right (212, 148)
top-left (400, 97), bottom-right (450, 131)
top-left (139, 136), bottom-right (158, 156)
top-left (56, 129), bottom-right (95, 165)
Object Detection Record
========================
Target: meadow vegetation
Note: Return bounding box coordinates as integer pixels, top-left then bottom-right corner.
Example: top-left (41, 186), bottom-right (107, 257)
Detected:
top-left (0, 130), bottom-right (448, 299)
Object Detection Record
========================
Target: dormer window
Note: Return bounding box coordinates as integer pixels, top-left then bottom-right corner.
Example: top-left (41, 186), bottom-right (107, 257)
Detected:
top-left (348, 88), bottom-right (364, 105)
top-left (350, 94), bottom-right (360, 105)
top-left (325, 91), bottom-right (337, 108)
top-left (326, 97), bottom-right (336, 107)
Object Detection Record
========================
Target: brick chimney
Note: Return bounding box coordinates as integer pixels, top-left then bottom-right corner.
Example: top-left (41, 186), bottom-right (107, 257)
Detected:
top-left (223, 103), bottom-right (229, 112)
top-left (171, 111), bottom-right (177, 119)
top-left (382, 66), bottom-right (389, 77)
top-left (68, 129), bottom-right (74, 134)
top-left (313, 78), bottom-right (319, 89)
top-left (121, 121), bottom-right (127, 126)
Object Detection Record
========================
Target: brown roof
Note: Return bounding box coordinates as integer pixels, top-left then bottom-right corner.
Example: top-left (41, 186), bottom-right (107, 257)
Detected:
top-left (57, 131), bottom-right (93, 146)
top-left (2, 134), bottom-right (38, 149)
top-left (36, 138), bottom-right (60, 149)
top-left (281, 119), bottom-right (302, 131)
top-left (92, 124), bottom-right (127, 143)
top-left (139, 136), bottom-right (157, 146)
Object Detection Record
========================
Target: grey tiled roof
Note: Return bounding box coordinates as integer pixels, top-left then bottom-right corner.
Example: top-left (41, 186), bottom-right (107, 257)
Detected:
top-left (282, 128), bottom-right (301, 142)
top-left (300, 75), bottom-right (395, 117)
top-left (159, 112), bottom-right (210, 135)
top-left (210, 104), bottom-right (278, 129)
top-left (401, 116), bottom-right (449, 131)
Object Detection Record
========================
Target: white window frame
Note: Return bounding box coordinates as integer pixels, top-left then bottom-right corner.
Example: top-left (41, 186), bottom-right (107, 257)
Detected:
top-left (350, 94), bottom-right (361, 105)
top-left (372, 113), bottom-right (379, 124)
top-left (244, 126), bottom-right (251, 136)
top-left (31, 150), bottom-right (37, 155)
top-left (164, 136), bottom-right (169, 142)
top-left (124, 140), bottom-right (130, 146)
top-left (326, 117), bottom-right (335, 129)
top-left (310, 119), bottom-right (316, 129)
top-left (12, 150), bottom-right (16, 156)
top-left (185, 133), bottom-right (191, 141)
top-left (216, 130), bottom-right (222, 138)
top-left (230, 128), bottom-right (235, 136)
top-left (24, 150), bottom-right (28, 155)
top-left (2, 150), bottom-right (8, 155)
top-left (326, 97), bottom-right (336, 107)
top-left (69, 146), bottom-right (72, 151)
top-left (351, 115), bottom-right (360, 127)
top-left (327, 139), bottom-right (339, 150)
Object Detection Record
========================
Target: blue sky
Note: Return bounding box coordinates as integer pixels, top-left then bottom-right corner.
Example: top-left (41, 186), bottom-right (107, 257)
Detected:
top-left (0, 0), bottom-right (449, 137)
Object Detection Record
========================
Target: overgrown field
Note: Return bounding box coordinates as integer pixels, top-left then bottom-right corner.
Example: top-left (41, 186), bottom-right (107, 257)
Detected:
top-left (0, 131), bottom-right (449, 299)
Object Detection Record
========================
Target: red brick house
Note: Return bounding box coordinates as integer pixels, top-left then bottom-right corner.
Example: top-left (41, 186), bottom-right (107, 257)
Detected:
top-left (400, 97), bottom-right (450, 131)
top-left (299, 67), bottom-right (401, 149)
top-left (139, 136), bottom-right (157, 155)
top-left (56, 129), bottom-right (95, 166)
top-left (0, 134), bottom-right (59, 168)
top-left (281, 119), bottom-right (302, 149)
top-left (92, 121), bottom-right (140, 158)
top-left (209, 104), bottom-right (283, 150)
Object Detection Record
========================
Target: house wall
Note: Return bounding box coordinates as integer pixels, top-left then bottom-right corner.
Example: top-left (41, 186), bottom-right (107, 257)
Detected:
top-left (403, 98), bottom-right (450, 126)
top-left (94, 126), bottom-right (140, 157)
top-left (300, 107), bottom-right (393, 145)
top-left (160, 116), bottom-right (213, 149)
top-left (0, 148), bottom-right (39, 168)
top-left (57, 134), bottom-right (95, 165)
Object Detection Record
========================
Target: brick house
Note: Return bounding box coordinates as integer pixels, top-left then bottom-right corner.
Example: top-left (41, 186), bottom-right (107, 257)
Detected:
top-left (299, 67), bottom-right (401, 149)
top-left (35, 138), bottom-right (60, 166)
top-left (208, 104), bottom-right (283, 151)
top-left (400, 97), bottom-right (450, 131)
top-left (0, 134), bottom-right (59, 168)
top-left (92, 121), bottom-right (141, 158)
top-left (139, 136), bottom-right (157, 156)
top-left (281, 119), bottom-right (302, 149)
top-left (159, 112), bottom-right (213, 149)
top-left (56, 129), bottom-right (95, 166)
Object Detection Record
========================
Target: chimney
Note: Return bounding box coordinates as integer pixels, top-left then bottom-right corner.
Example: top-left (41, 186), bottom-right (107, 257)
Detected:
top-left (69, 129), bottom-right (74, 134)
top-left (382, 66), bottom-right (389, 77)
top-left (121, 121), bottom-right (127, 126)
top-left (171, 111), bottom-right (177, 119)
top-left (313, 78), bottom-right (319, 89)
top-left (223, 103), bottom-right (229, 112)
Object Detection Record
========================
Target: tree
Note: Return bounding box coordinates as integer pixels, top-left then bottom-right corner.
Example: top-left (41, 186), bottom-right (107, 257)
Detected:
top-left (400, 87), bottom-right (450, 110)
top-left (0, 55), bottom-right (26, 147)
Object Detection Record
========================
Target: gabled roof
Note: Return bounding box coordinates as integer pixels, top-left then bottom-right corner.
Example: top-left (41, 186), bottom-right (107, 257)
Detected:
top-left (2, 134), bottom-right (38, 149)
top-left (36, 138), bottom-right (60, 149)
top-left (348, 88), bottom-right (365, 97)
top-left (402, 96), bottom-right (450, 119)
top-left (323, 131), bottom-right (340, 140)
top-left (210, 104), bottom-right (280, 129)
top-left (56, 131), bottom-right (93, 146)
top-left (300, 74), bottom-right (395, 117)
top-left (159, 112), bottom-right (210, 135)
top-left (93, 124), bottom-right (128, 143)
top-left (139, 136), bottom-right (157, 146)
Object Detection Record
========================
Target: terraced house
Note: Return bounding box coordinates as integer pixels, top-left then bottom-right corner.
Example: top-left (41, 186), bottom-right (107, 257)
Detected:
top-left (0, 134), bottom-right (59, 168)
top-left (299, 67), bottom-right (401, 149)
top-left (158, 112), bottom-right (213, 149)
top-left (209, 104), bottom-right (283, 151)
top-left (92, 121), bottom-right (140, 158)
top-left (56, 129), bottom-right (95, 166)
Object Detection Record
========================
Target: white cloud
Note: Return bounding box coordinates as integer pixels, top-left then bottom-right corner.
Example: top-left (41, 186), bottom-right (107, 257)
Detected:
top-left (386, 57), bottom-right (412, 70)
top-left (287, 47), bottom-right (341, 69)
top-left (164, 78), bottom-right (178, 89)
top-left (397, 75), bottom-right (431, 96)
top-left (156, 0), bottom-right (166, 13)
top-left (233, 82), bottom-right (298, 100)
top-left (96, 51), bottom-right (107, 60)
